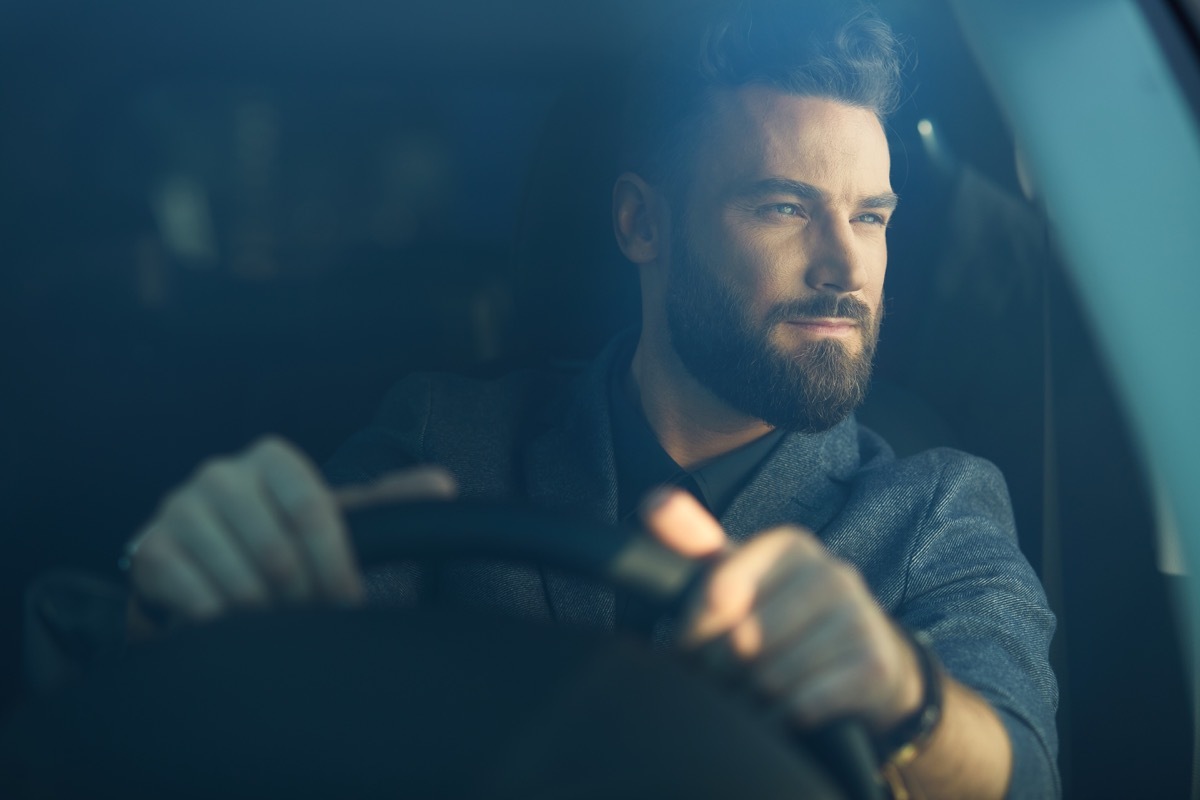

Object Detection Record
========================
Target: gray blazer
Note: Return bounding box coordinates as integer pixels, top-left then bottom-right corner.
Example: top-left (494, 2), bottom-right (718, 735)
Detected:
top-left (325, 335), bottom-right (1059, 799)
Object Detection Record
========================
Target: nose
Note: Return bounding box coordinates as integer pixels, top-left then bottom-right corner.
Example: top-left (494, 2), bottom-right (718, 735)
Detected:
top-left (804, 217), bottom-right (869, 295)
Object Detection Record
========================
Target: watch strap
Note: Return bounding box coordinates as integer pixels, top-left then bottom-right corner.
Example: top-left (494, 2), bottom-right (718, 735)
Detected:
top-left (874, 627), bottom-right (944, 767)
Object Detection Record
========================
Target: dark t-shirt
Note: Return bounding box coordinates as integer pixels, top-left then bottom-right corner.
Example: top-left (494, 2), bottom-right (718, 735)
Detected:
top-left (606, 338), bottom-right (783, 523)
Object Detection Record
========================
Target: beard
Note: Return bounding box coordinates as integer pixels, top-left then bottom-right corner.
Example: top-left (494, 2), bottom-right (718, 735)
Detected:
top-left (664, 228), bottom-right (881, 433)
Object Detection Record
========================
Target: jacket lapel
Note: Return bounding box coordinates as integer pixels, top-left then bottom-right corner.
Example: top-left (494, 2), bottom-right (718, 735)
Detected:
top-left (522, 339), bottom-right (625, 628)
top-left (721, 416), bottom-right (860, 543)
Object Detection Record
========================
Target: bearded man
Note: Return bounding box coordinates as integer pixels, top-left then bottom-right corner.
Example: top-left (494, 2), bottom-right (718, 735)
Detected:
top-left (122, 2), bottom-right (1058, 797)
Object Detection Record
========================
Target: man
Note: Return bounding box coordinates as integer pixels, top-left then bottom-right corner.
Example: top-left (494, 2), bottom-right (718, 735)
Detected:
top-left (124, 2), bottom-right (1057, 797)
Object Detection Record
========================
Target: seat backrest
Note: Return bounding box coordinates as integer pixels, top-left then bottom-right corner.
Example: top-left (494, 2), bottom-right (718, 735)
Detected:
top-left (508, 70), bottom-right (641, 366)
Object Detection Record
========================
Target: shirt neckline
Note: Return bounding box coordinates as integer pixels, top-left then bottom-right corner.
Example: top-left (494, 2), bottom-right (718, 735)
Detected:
top-left (607, 338), bottom-right (784, 524)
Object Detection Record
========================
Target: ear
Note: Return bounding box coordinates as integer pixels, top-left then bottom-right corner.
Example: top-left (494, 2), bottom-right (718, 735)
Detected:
top-left (612, 172), bottom-right (666, 265)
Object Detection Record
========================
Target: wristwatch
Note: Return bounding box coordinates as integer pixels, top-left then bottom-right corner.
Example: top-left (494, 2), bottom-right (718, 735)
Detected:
top-left (874, 628), bottom-right (944, 767)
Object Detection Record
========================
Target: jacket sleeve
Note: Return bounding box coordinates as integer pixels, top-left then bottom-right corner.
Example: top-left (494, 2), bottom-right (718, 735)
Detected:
top-left (896, 451), bottom-right (1059, 800)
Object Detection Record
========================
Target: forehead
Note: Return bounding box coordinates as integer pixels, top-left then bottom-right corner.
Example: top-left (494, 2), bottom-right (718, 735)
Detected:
top-left (691, 86), bottom-right (893, 200)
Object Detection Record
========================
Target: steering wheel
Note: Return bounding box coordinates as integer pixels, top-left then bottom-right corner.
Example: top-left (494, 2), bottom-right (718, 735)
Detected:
top-left (1, 502), bottom-right (883, 800)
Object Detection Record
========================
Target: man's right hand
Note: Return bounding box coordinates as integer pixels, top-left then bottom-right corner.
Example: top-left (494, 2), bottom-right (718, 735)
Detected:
top-left (125, 436), bottom-right (456, 633)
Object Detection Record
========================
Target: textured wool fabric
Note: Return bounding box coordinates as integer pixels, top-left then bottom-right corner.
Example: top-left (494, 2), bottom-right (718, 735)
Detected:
top-left (325, 332), bottom-right (1059, 799)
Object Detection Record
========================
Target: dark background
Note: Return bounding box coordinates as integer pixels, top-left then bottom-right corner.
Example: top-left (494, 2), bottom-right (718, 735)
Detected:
top-left (0, 1), bottom-right (1191, 796)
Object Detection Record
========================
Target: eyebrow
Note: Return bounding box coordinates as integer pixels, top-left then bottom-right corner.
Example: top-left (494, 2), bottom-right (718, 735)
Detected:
top-left (742, 178), bottom-right (901, 212)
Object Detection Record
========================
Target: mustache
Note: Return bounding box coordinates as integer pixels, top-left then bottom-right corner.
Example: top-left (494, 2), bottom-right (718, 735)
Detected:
top-left (764, 294), bottom-right (874, 327)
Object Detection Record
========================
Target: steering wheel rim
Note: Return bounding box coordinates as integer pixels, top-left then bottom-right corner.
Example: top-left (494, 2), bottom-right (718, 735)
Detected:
top-left (346, 501), bottom-right (883, 800)
top-left (348, 500), bottom-right (705, 612)
top-left (1, 501), bottom-right (883, 800)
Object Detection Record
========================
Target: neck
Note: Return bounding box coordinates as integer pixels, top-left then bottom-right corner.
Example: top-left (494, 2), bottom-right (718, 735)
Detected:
top-left (628, 326), bottom-right (774, 471)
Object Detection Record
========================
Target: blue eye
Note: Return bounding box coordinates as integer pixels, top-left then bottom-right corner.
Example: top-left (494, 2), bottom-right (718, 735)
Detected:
top-left (856, 212), bottom-right (888, 226)
top-left (770, 203), bottom-right (803, 216)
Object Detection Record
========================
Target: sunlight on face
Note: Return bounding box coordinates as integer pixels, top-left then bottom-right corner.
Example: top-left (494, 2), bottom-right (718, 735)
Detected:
top-left (685, 89), bottom-right (892, 348)
top-left (664, 89), bottom-right (894, 431)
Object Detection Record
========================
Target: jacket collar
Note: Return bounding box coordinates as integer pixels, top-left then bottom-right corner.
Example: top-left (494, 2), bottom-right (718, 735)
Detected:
top-left (720, 416), bottom-right (859, 542)
top-left (522, 330), bottom-right (862, 626)
top-left (521, 336), bottom-right (625, 627)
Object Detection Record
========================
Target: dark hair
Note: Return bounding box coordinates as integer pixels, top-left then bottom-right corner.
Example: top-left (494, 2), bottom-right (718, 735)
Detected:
top-left (619, 0), bottom-right (904, 195)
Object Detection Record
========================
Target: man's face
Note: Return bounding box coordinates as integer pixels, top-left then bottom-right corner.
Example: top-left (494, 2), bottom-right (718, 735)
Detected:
top-left (663, 88), bottom-right (894, 432)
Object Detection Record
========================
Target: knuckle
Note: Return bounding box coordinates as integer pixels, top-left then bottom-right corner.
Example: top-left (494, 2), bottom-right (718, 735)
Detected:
top-left (155, 487), bottom-right (186, 518)
top-left (847, 610), bottom-right (874, 641)
top-left (160, 488), bottom-right (204, 525)
top-left (827, 562), bottom-right (862, 593)
top-left (159, 502), bottom-right (211, 548)
top-left (167, 492), bottom-right (204, 522)
top-left (770, 525), bottom-right (813, 549)
top-left (729, 619), bottom-right (764, 659)
top-left (787, 689), bottom-right (823, 727)
top-left (705, 568), bottom-right (752, 617)
top-left (228, 580), bottom-right (269, 608)
top-left (747, 528), bottom-right (791, 556)
top-left (275, 495), bottom-right (335, 542)
top-left (189, 456), bottom-right (221, 482)
top-left (181, 597), bottom-right (222, 622)
top-left (252, 436), bottom-right (307, 473)
top-left (784, 537), bottom-right (823, 566)
top-left (193, 455), bottom-right (224, 476)
top-left (755, 663), bottom-right (786, 695)
top-left (252, 434), bottom-right (290, 456)
top-left (857, 647), bottom-right (889, 685)
top-left (280, 487), bottom-right (328, 523)
top-left (252, 448), bottom-right (329, 523)
top-left (787, 523), bottom-right (818, 539)
top-left (257, 541), bottom-right (304, 586)
top-left (131, 535), bottom-right (172, 573)
top-left (196, 460), bottom-right (242, 495)
top-left (776, 524), bottom-right (809, 540)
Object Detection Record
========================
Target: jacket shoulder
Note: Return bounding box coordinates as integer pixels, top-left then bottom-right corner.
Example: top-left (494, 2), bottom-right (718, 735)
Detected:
top-left (324, 366), bottom-right (571, 487)
top-left (853, 421), bottom-right (1010, 515)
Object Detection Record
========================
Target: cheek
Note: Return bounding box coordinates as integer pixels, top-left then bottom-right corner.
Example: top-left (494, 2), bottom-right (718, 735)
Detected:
top-left (869, 254), bottom-right (887, 305)
top-left (853, 232), bottom-right (887, 296)
top-left (718, 227), bottom-right (799, 297)
top-left (735, 261), bottom-right (796, 324)
top-left (685, 225), bottom-right (760, 293)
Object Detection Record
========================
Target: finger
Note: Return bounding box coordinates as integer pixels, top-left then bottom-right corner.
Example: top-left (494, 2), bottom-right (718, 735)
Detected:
top-left (197, 457), bottom-right (313, 603)
top-left (640, 488), bottom-right (727, 558)
top-left (735, 527), bottom-right (827, 596)
top-left (250, 437), bottom-right (362, 604)
top-left (691, 566), bottom-right (849, 684)
top-left (730, 558), bottom-right (859, 662)
top-left (782, 644), bottom-right (890, 728)
top-left (333, 466), bottom-right (458, 512)
top-left (164, 493), bottom-right (272, 609)
top-left (129, 533), bottom-right (225, 622)
top-left (752, 601), bottom-right (862, 697)
top-left (682, 528), bottom-right (819, 646)
top-left (769, 605), bottom-right (913, 731)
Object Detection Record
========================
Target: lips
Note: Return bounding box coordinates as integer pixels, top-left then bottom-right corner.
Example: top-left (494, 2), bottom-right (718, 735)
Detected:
top-left (785, 318), bottom-right (859, 330)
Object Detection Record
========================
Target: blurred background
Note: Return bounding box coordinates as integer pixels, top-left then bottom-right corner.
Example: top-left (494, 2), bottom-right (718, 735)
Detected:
top-left (0, 0), bottom-right (1193, 795)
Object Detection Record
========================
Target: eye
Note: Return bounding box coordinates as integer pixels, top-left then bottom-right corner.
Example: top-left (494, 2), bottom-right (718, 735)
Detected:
top-left (855, 212), bottom-right (889, 227)
top-left (764, 203), bottom-right (806, 218)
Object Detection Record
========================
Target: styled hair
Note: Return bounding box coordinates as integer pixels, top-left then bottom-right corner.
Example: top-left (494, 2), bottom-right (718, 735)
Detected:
top-left (619, 0), bottom-right (904, 194)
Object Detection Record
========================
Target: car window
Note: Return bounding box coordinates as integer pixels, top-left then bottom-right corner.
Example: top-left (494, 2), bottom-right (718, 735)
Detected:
top-left (1, 2), bottom-right (1196, 797)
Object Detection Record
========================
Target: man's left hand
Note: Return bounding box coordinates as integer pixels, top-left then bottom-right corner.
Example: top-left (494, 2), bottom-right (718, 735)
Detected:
top-left (642, 488), bottom-right (924, 734)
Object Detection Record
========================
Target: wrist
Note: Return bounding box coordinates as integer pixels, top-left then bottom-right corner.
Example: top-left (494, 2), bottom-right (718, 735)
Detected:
top-left (873, 627), bottom-right (945, 767)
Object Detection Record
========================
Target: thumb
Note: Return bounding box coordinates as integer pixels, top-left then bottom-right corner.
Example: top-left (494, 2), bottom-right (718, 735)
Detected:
top-left (639, 488), bottom-right (728, 558)
top-left (333, 465), bottom-right (458, 512)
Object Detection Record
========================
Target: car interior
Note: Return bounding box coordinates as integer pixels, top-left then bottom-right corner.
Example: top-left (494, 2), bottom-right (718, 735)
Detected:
top-left (1, 0), bottom-right (1197, 796)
